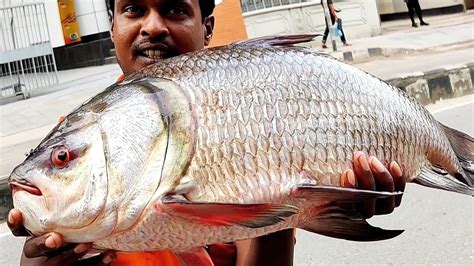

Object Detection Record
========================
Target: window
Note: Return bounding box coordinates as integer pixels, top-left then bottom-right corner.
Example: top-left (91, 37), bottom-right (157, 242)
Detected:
top-left (241, 0), bottom-right (310, 13)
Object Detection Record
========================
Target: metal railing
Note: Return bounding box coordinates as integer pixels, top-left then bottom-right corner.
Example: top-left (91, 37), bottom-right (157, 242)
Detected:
top-left (0, 2), bottom-right (58, 99)
top-left (241, 0), bottom-right (310, 13)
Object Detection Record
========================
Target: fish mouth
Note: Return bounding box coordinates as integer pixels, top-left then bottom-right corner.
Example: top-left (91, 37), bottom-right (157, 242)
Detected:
top-left (10, 181), bottom-right (42, 196)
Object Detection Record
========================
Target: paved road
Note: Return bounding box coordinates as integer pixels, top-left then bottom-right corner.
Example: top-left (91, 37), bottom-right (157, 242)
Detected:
top-left (354, 41), bottom-right (474, 80)
top-left (0, 97), bottom-right (472, 265)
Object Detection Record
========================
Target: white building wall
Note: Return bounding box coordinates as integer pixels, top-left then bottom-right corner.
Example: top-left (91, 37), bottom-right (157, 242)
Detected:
top-left (243, 0), bottom-right (382, 43)
top-left (0, 0), bottom-right (64, 48)
top-left (1, 0), bottom-right (114, 49)
top-left (74, 0), bottom-right (110, 37)
top-left (377, 0), bottom-right (465, 15)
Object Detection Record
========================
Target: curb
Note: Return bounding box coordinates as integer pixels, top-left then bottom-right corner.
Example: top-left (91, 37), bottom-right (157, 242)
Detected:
top-left (331, 47), bottom-right (419, 64)
top-left (0, 64), bottom-right (472, 223)
top-left (387, 63), bottom-right (473, 105)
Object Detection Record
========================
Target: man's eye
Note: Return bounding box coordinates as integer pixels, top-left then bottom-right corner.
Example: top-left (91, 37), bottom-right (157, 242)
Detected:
top-left (170, 8), bottom-right (186, 15)
top-left (168, 7), bottom-right (186, 16)
top-left (124, 5), bottom-right (144, 14)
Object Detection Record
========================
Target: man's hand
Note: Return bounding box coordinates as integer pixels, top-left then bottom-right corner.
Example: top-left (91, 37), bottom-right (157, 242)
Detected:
top-left (341, 151), bottom-right (406, 218)
top-left (7, 209), bottom-right (116, 266)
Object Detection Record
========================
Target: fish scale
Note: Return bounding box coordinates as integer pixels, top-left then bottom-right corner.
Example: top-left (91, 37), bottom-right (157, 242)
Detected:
top-left (135, 46), bottom-right (455, 202)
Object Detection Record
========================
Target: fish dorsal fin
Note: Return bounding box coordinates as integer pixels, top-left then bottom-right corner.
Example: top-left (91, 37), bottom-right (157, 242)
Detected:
top-left (233, 34), bottom-right (320, 47)
top-left (156, 195), bottom-right (298, 228)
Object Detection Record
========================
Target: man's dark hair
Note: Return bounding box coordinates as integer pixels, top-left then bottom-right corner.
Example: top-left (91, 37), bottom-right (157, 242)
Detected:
top-left (106, 0), bottom-right (215, 22)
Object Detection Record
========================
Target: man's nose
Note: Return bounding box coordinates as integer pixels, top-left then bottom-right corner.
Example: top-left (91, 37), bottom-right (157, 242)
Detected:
top-left (140, 10), bottom-right (169, 38)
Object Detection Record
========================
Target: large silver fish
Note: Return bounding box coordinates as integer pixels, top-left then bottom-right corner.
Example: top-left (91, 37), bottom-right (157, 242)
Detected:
top-left (9, 36), bottom-right (473, 255)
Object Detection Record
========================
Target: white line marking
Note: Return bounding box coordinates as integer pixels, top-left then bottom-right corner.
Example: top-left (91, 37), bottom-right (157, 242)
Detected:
top-left (431, 100), bottom-right (474, 114)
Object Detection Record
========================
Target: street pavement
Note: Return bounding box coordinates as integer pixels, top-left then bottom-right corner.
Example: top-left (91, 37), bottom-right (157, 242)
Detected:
top-left (0, 9), bottom-right (473, 266)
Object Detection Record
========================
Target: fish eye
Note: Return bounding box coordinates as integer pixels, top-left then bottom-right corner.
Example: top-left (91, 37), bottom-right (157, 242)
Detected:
top-left (52, 147), bottom-right (71, 168)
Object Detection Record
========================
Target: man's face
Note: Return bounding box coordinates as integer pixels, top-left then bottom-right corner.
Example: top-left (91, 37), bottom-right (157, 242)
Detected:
top-left (111, 0), bottom-right (214, 75)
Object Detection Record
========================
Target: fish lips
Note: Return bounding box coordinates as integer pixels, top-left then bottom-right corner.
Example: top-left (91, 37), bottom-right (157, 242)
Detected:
top-left (9, 176), bottom-right (42, 196)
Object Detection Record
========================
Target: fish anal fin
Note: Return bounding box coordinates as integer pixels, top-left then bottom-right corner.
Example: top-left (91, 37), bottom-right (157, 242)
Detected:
top-left (302, 206), bottom-right (404, 242)
top-left (414, 168), bottom-right (473, 196)
top-left (174, 247), bottom-right (214, 266)
top-left (157, 196), bottom-right (298, 228)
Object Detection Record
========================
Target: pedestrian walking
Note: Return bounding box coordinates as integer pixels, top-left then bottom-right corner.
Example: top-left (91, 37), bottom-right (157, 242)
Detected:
top-left (405, 0), bottom-right (429, 27)
top-left (321, 0), bottom-right (350, 48)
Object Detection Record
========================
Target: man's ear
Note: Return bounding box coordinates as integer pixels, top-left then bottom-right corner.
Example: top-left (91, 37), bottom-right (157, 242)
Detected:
top-left (109, 12), bottom-right (115, 42)
top-left (203, 15), bottom-right (215, 46)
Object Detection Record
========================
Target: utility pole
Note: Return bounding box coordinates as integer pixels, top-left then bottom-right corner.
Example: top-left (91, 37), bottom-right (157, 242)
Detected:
top-left (322, 0), bottom-right (337, 52)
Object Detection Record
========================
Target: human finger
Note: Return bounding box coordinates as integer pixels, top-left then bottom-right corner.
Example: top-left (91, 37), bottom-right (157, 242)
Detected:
top-left (389, 161), bottom-right (406, 207)
top-left (370, 156), bottom-right (395, 215)
top-left (23, 233), bottom-right (65, 258)
top-left (45, 243), bottom-right (92, 266)
top-left (7, 209), bottom-right (30, 237)
top-left (353, 151), bottom-right (376, 218)
top-left (340, 169), bottom-right (357, 188)
top-left (353, 152), bottom-right (376, 190)
top-left (100, 251), bottom-right (118, 265)
top-left (77, 251), bottom-right (118, 266)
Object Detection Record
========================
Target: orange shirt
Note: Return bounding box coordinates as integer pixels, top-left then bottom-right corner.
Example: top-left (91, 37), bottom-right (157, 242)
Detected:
top-left (113, 251), bottom-right (181, 266)
top-left (117, 73), bottom-right (126, 83)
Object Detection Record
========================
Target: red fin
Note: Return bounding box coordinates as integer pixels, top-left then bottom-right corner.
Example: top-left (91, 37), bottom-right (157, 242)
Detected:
top-left (174, 247), bottom-right (214, 266)
top-left (157, 196), bottom-right (298, 228)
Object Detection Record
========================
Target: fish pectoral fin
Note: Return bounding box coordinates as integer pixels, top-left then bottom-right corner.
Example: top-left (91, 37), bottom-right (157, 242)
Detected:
top-left (302, 205), bottom-right (404, 241)
top-left (291, 184), bottom-right (402, 202)
top-left (174, 247), bottom-right (214, 266)
top-left (157, 195), bottom-right (298, 228)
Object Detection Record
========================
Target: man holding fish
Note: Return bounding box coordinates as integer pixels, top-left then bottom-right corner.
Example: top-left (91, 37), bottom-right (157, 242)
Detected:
top-left (8, 0), bottom-right (408, 265)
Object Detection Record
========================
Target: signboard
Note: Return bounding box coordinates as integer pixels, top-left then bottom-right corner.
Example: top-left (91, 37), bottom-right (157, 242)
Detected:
top-left (57, 0), bottom-right (81, 45)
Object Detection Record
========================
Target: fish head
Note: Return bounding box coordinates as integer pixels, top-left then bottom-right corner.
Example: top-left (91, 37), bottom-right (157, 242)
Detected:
top-left (9, 110), bottom-right (109, 237)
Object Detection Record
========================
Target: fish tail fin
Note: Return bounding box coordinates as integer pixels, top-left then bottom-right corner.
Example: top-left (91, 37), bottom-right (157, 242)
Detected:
top-left (441, 123), bottom-right (474, 187)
